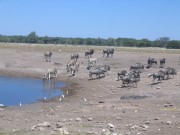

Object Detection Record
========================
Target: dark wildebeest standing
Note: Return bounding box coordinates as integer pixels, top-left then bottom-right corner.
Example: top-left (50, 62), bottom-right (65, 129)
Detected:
top-left (120, 75), bottom-right (140, 88)
top-left (44, 52), bottom-right (52, 62)
top-left (130, 62), bottom-right (144, 70)
top-left (102, 48), bottom-right (114, 57)
top-left (85, 49), bottom-right (94, 58)
top-left (147, 57), bottom-right (157, 68)
top-left (160, 58), bottom-right (166, 68)
top-left (148, 70), bottom-right (166, 81)
top-left (89, 68), bottom-right (105, 79)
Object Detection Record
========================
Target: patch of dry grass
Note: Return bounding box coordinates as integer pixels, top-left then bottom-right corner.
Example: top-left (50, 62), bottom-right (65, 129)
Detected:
top-left (0, 43), bottom-right (180, 54)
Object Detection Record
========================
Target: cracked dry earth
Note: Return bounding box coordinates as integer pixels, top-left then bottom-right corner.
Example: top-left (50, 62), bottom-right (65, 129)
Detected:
top-left (0, 44), bottom-right (180, 135)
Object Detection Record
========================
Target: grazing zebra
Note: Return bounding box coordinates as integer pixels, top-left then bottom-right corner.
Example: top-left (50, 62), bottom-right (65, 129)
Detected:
top-left (44, 52), bottom-right (52, 62)
top-left (44, 67), bottom-right (57, 80)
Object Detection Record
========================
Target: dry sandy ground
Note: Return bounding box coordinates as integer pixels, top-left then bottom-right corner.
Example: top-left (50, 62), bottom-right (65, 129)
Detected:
top-left (0, 43), bottom-right (180, 135)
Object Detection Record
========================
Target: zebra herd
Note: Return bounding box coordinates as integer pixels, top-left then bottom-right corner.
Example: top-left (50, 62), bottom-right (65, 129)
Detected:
top-left (43, 48), bottom-right (114, 79)
top-left (43, 49), bottom-right (177, 89)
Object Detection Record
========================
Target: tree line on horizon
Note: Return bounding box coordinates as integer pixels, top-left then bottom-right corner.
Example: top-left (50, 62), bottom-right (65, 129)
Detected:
top-left (0, 32), bottom-right (180, 49)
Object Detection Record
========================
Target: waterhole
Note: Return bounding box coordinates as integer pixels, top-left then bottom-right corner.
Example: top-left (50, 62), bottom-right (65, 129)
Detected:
top-left (0, 76), bottom-right (65, 106)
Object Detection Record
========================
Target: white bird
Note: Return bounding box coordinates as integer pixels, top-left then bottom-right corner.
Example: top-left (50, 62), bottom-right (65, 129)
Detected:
top-left (59, 97), bottom-right (62, 101)
top-left (62, 94), bottom-right (65, 98)
top-left (83, 98), bottom-right (87, 102)
top-left (44, 97), bottom-right (47, 100)
top-left (66, 90), bottom-right (69, 95)
top-left (20, 101), bottom-right (22, 106)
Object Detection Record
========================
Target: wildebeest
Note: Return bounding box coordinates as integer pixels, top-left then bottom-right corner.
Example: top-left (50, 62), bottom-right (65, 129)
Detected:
top-left (97, 64), bottom-right (110, 75)
top-left (87, 64), bottom-right (110, 75)
top-left (129, 77), bottom-right (140, 87)
top-left (147, 57), bottom-right (157, 67)
top-left (161, 67), bottom-right (177, 79)
top-left (102, 48), bottom-right (114, 57)
top-left (130, 62), bottom-right (144, 70)
top-left (44, 51), bottom-right (52, 62)
top-left (119, 75), bottom-right (132, 87)
top-left (128, 69), bottom-right (141, 78)
top-left (148, 70), bottom-right (166, 81)
top-left (120, 74), bottom-right (140, 88)
top-left (117, 70), bottom-right (127, 80)
top-left (160, 58), bottom-right (166, 68)
top-left (85, 49), bottom-right (94, 58)
top-left (89, 68), bottom-right (105, 79)
top-left (44, 67), bottom-right (57, 80)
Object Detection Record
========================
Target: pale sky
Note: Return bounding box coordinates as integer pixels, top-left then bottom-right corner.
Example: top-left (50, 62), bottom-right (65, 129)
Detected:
top-left (0, 0), bottom-right (180, 40)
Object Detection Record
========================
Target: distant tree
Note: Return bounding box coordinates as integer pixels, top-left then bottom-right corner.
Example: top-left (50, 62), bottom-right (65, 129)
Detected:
top-left (106, 38), bottom-right (116, 46)
top-left (26, 32), bottom-right (38, 43)
top-left (154, 37), bottom-right (170, 47)
top-left (166, 40), bottom-right (180, 49)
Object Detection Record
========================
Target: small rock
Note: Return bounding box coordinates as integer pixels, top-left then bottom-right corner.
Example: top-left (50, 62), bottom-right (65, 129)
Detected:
top-left (142, 124), bottom-right (149, 129)
top-left (99, 101), bottom-right (105, 103)
top-left (76, 118), bottom-right (82, 122)
top-left (56, 122), bottom-right (63, 128)
top-left (87, 117), bottom-right (94, 121)
top-left (58, 128), bottom-right (69, 135)
top-left (145, 121), bottom-right (150, 124)
top-left (166, 121), bottom-right (172, 125)
top-left (156, 87), bottom-right (161, 89)
top-left (116, 117), bottom-right (122, 120)
top-left (154, 117), bottom-right (159, 120)
top-left (61, 119), bottom-right (67, 122)
top-left (107, 123), bottom-right (114, 129)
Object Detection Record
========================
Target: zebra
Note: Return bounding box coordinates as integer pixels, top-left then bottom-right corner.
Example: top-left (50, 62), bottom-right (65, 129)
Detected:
top-left (147, 57), bottom-right (157, 67)
top-left (160, 58), bottom-right (166, 68)
top-left (44, 67), bottom-right (57, 80)
top-left (71, 52), bottom-right (79, 61)
top-left (44, 51), bottom-right (52, 62)
top-left (102, 48), bottom-right (114, 57)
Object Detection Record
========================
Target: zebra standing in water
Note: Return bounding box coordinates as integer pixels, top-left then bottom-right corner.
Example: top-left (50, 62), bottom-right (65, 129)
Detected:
top-left (44, 51), bottom-right (53, 62)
